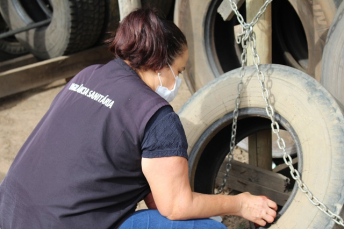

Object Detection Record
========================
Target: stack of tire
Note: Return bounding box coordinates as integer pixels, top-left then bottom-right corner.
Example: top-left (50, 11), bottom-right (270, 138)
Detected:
top-left (0, 0), bottom-right (173, 61)
top-left (0, 0), bottom-right (106, 60)
top-left (0, 0), bottom-right (174, 98)
top-left (175, 0), bottom-right (344, 228)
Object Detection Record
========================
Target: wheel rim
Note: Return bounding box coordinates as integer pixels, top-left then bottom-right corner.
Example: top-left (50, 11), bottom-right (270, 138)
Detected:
top-left (189, 108), bottom-right (301, 220)
top-left (204, 0), bottom-right (308, 76)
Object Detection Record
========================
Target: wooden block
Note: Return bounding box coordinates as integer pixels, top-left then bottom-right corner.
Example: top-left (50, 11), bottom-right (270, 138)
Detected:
top-left (217, 0), bottom-right (245, 21)
top-left (249, 130), bottom-right (272, 170)
top-left (0, 54), bottom-right (38, 72)
top-left (0, 45), bottom-right (113, 98)
top-left (233, 24), bottom-right (243, 38)
top-left (216, 160), bottom-right (290, 206)
top-left (273, 158), bottom-right (298, 174)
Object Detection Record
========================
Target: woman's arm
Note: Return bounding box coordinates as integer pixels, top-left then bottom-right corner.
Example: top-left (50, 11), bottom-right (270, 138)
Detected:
top-left (142, 156), bottom-right (277, 226)
top-left (144, 192), bottom-right (157, 209)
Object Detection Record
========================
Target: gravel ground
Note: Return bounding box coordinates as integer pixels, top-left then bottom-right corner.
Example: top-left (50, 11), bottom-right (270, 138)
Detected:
top-left (0, 73), bottom-right (252, 228)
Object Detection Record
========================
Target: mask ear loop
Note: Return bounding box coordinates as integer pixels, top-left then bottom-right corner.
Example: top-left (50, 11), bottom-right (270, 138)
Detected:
top-left (167, 63), bottom-right (177, 79)
top-left (157, 73), bottom-right (163, 86)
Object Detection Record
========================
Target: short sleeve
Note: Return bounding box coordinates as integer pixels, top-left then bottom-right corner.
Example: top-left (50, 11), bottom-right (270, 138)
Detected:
top-left (142, 106), bottom-right (188, 159)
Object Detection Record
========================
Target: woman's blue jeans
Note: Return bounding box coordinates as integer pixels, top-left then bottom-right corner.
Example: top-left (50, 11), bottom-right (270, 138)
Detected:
top-left (119, 210), bottom-right (227, 229)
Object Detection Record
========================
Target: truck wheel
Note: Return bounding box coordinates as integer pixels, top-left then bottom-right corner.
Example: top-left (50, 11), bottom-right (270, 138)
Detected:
top-left (178, 64), bottom-right (344, 228)
top-left (321, 2), bottom-right (344, 106)
top-left (0, 14), bottom-right (27, 61)
top-left (174, 0), bottom-right (339, 92)
top-left (0, 0), bottom-right (106, 60)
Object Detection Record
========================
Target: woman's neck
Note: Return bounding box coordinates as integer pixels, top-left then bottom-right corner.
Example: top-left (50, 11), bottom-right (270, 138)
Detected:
top-left (124, 60), bottom-right (158, 91)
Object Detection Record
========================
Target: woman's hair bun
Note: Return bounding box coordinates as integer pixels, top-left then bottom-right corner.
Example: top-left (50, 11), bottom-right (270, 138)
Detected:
top-left (106, 8), bottom-right (187, 71)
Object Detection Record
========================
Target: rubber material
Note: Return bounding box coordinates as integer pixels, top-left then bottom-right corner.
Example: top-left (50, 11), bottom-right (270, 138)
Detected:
top-left (142, 0), bottom-right (174, 18)
top-left (174, 0), bottom-right (338, 92)
top-left (0, 13), bottom-right (27, 61)
top-left (178, 64), bottom-right (344, 228)
top-left (321, 2), bottom-right (344, 106)
top-left (0, 0), bottom-right (106, 60)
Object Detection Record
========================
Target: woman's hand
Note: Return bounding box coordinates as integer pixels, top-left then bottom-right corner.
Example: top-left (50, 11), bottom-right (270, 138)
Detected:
top-left (236, 193), bottom-right (278, 227)
top-left (142, 156), bottom-right (278, 224)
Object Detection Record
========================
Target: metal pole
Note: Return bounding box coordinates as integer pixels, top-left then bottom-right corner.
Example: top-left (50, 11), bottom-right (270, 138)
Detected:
top-left (0, 19), bottom-right (51, 39)
top-left (118, 0), bottom-right (142, 21)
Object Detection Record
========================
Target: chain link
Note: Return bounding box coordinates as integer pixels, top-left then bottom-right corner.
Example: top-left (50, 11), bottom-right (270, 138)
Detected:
top-left (216, 0), bottom-right (344, 226)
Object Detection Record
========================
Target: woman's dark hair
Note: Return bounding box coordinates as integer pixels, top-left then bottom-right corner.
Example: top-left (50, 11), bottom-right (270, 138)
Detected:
top-left (106, 8), bottom-right (187, 71)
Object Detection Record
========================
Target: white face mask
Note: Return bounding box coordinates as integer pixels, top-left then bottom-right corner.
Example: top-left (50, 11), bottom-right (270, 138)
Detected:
top-left (155, 63), bottom-right (182, 102)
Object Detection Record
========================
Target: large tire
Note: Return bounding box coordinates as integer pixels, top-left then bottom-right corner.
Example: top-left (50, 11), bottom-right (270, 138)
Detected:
top-left (142, 0), bottom-right (174, 18)
top-left (0, 0), bottom-right (106, 60)
top-left (321, 2), bottom-right (344, 106)
top-left (174, 0), bottom-right (339, 93)
top-left (0, 13), bottom-right (27, 61)
top-left (178, 64), bottom-right (344, 228)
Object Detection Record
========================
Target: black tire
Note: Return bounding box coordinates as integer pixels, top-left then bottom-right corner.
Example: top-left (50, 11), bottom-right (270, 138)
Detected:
top-left (174, 0), bottom-right (339, 93)
top-left (178, 64), bottom-right (344, 228)
top-left (321, 2), bottom-right (344, 106)
top-left (98, 0), bottom-right (120, 43)
top-left (0, 13), bottom-right (27, 61)
top-left (0, 0), bottom-right (106, 60)
top-left (142, 0), bottom-right (174, 18)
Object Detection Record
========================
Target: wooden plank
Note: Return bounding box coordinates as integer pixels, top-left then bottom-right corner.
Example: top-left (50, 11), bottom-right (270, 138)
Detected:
top-left (249, 130), bottom-right (272, 170)
top-left (273, 157), bottom-right (298, 173)
top-left (246, 0), bottom-right (273, 171)
top-left (0, 45), bottom-right (113, 98)
top-left (216, 160), bottom-right (290, 206)
top-left (217, 0), bottom-right (245, 21)
top-left (0, 54), bottom-right (38, 72)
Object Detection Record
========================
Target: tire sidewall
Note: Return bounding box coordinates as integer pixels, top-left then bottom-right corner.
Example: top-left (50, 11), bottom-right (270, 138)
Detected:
top-left (321, 2), bottom-right (344, 107)
top-left (178, 64), bottom-right (344, 228)
top-left (174, 0), bottom-right (214, 92)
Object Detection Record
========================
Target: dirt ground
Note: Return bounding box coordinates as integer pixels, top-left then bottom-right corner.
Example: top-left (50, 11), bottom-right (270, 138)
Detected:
top-left (0, 74), bottom-right (251, 228)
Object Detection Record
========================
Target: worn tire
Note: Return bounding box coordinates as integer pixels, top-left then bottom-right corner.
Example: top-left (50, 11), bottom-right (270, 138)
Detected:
top-left (142, 0), bottom-right (174, 18)
top-left (0, 13), bottom-right (27, 61)
top-left (321, 2), bottom-right (344, 106)
top-left (178, 64), bottom-right (344, 228)
top-left (0, 0), bottom-right (106, 60)
top-left (174, 0), bottom-right (339, 92)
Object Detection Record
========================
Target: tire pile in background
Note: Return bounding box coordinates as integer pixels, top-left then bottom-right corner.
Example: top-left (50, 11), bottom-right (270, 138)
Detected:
top-left (0, 0), bottom-right (173, 61)
top-left (174, 0), bottom-right (342, 92)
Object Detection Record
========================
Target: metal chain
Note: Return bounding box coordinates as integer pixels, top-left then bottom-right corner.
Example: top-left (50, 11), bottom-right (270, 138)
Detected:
top-left (228, 0), bottom-right (272, 29)
top-left (215, 23), bottom-right (248, 195)
top-left (217, 0), bottom-right (269, 195)
top-left (217, 0), bottom-right (344, 226)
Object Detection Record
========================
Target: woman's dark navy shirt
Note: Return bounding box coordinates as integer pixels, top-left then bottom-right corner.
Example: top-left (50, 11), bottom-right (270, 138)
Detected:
top-left (143, 105), bottom-right (188, 159)
top-left (0, 58), bottom-right (188, 229)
